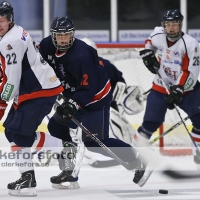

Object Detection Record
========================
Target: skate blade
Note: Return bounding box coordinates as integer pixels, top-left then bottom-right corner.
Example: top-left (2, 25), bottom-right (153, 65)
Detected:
top-left (137, 164), bottom-right (155, 187)
top-left (52, 182), bottom-right (80, 189)
top-left (8, 187), bottom-right (37, 197)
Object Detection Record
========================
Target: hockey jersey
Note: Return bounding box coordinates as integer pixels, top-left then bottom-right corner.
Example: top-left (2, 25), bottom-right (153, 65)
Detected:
top-left (39, 36), bottom-right (112, 110)
top-left (145, 26), bottom-right (200, 94)
top-left (99, 56), bottom-right (126, 92)
top-left (0, 25), bottom-right (63, 108)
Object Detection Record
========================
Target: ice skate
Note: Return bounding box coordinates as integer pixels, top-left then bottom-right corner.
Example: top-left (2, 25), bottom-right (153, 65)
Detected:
top-left (51, 170), bottom-right (80, 189)
top-left (133, 159), bottom-right (155, 187)
top-left (7, 170), bottom-right (37, 197)
top-left (50, 141), bottom-right (80, 189)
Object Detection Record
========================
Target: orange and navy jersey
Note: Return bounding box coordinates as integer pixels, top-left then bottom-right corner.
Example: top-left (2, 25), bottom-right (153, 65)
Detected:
top-left (39, 36), bottom-right (112, 110)
top-left (0, 25), bottom-right (63, 108)
top-left (145, 26), bottom-right (200, 94)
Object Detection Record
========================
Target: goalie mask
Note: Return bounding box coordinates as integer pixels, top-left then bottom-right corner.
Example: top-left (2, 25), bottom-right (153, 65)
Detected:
top-left (51, 17), bottom-right (75, 51)
top-left (161, 9), bottom-right (183, 40)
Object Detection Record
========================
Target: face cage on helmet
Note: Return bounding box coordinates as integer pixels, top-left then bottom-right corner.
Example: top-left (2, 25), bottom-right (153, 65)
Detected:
top-left (161, 20), bottom-right (182, 39)
top-left (51, 30), bottom-right (75, 51)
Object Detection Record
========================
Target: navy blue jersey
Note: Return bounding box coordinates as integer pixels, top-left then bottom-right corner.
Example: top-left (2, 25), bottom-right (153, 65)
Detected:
top-left (99, 57), bottom-right (126, 92)
top-left (39, 36), bottom-right (112, 110)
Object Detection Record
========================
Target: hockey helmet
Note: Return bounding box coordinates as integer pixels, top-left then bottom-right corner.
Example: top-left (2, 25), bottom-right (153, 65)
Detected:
top-left (0, 1), bottom-right (14, 22)
top-left (161, 9), bottom-right (183, 39)
top-left (51, 16), bottom-right (75, 51)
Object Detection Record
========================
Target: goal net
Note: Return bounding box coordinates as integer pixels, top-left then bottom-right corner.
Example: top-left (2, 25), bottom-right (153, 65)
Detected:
top-left (96, 43), bottom-right (192, 156)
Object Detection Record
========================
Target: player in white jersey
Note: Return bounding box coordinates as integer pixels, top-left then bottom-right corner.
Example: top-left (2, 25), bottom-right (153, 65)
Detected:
top-left (0, 1), bottom-right (64, 197)
top-left (136, 9), bottom-right (200, 173)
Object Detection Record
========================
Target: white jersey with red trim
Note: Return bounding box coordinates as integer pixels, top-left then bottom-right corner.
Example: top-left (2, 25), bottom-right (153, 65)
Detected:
top-left (145, 26), bottom-right (200, 93)
top-left (0, 25), bottom-right (63, 107)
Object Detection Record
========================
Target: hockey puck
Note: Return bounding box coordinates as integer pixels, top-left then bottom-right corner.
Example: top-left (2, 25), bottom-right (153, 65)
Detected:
top-left (159, 189), bottom-right (168, 194)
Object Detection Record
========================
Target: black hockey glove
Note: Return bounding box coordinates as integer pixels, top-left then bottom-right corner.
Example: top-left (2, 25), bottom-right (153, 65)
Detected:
top-left (56, 98), bottom-right (79, 120)
top-left (139, 49), bottom-right (160, 74)
top-left (165, 85), bottom-right (184, 110)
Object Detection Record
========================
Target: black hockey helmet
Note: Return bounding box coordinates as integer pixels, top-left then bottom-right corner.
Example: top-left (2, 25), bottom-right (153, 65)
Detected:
top-left (162, 9), bottom-right (183, 22)
top-left (161, 9), bottom-right (183, 39)
top-left (0, 1), bottom-right (14, 22)
top-left (51, 16), bottom-right (75, 51)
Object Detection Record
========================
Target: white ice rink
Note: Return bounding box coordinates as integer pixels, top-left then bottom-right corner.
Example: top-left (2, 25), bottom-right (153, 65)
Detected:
top-left (1, 134), bottom-right (200, 200)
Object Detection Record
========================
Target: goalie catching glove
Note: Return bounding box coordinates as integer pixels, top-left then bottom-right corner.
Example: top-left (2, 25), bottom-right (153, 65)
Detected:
top-left (139, 49), bottom-right (160, 74)
top-left (56, 98), bottom-right (79, 120)
top-left (165, 85), bottom-right (184, 110)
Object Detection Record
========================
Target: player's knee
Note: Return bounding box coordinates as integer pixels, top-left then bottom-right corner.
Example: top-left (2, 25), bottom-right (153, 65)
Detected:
top-left (191, 113), bottom-right (200, 134)
top-left (11, 133), bottom-right (35, 147)
top-left (48, 117), bottom-right (71, 141)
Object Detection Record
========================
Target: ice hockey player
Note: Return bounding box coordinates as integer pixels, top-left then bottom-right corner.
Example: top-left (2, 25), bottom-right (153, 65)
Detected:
top-left (79, 38), bottom-right (145, 165)
top-left (137, 9), bottom-right (200, 170)
top-left (0, 1), bottom-right (63, 197)
top-left (38, 16), bottom-right (154, 189)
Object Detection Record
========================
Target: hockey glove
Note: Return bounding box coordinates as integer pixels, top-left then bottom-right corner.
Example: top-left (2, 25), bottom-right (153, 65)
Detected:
top-left (56, 98), bottom-right (79, 120)
top-left (0, 100), bottom-right (7, 120)
top-left (165, 85), bottom-right (184, 110)
top-left (139, 49), bottom-right (160, 74)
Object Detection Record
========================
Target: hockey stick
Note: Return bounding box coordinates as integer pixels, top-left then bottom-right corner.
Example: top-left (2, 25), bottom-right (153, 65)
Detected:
top-left (69, 114), bottom-right (136, 170)
top-left (149, 116), bottom-right (189, 144)
top-left (53, 101), bottom-right (136, 170)
top-left (156, 70), bottom-right (200, 157)
top-left (143, 88), bottom-right (151, 95)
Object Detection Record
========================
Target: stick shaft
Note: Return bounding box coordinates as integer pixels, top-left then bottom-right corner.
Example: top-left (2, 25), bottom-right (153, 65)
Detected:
top-left (70, 116), bottom-right (135, 170)
top-left (149, 116), bottom-right (189, 144)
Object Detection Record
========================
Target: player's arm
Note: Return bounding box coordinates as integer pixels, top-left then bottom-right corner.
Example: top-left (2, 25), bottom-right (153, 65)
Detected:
top-left (38, 37), bottom-right (53, 67)
top-left (140, 27), bottom-right (162, 74)
top-left (177, 40), bottom-right (200, 90)
top-left (0, 39), bottom-right (25, 119)
top-left (165, 40), bottom-right (200, 109)
top-left (68, 57), bottom-right (98, 108)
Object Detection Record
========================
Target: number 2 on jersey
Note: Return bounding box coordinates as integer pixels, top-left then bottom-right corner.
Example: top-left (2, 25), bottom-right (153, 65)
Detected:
top-left (80, 74), bottom-right (88, 85)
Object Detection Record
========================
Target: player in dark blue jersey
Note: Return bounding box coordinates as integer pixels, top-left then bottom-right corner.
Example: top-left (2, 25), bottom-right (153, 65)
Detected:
top-left (39, 16), bottom-right (153, 189)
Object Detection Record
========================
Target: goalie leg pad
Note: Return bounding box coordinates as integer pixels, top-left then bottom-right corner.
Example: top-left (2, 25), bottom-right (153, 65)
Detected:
top-left (109, 107), bottom-right (136, 145)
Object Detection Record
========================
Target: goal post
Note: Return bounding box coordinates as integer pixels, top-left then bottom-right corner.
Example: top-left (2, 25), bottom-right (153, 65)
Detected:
top-left (96, 43), bottom-right (192, 156)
